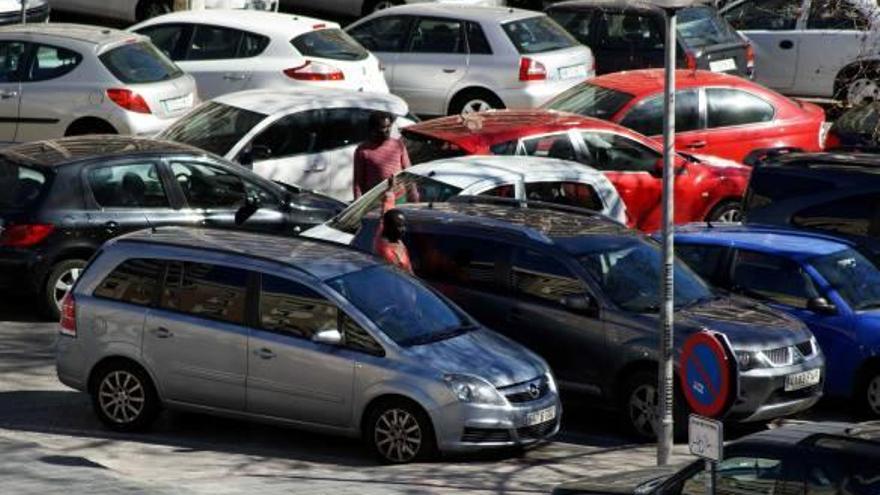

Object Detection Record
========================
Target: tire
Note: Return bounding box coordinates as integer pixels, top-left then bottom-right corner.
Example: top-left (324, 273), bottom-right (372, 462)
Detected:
top-left (856, 365), bottom-right (880, 418)
top-left (362, 0), bottom-right (401, 16)
top-left (43, 259), bottom-right (86, 320)
top-left (136, 0), bottom-right (172, 22)
top-left (707, 200), bottom-right (743, 223)
top-left (836, 66), bottom-right (880, 107)
top-left (621, 370), bottom-right (687, 441)
top-left (449, 89), bottom-right (505, 116)
top-left (65, 119), bottom-right (117, 137)
top-left (91, 361), bottom-right (160, 432)
top-left (365, 399), bottom-right (436, 464)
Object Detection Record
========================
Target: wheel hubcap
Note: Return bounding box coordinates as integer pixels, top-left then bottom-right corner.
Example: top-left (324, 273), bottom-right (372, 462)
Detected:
top-left (629, 384), bottom-right (658, 438)
top-left (374, 408), bottom-right (422, 462)
top-left (868, 375), bottom-right (880, 415)
top-left (98, 371), bottom-right (145, 424)
top-left (717, 207), bottom-right (742, 223)
top-left (53, 267), bottom-right (81, 310)
top-left (461, 99), bottom-right (493, 115)
top-left (848, 78), bottom-right (880, 106)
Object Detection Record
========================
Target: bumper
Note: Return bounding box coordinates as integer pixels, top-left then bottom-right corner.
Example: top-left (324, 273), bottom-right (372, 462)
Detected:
top-left (56, 334), bottom-right (88, 391)
top-left (432, 393), bottom-right (562, 453)
top-left (114, 111), bottom-right (185, 137)
top-left (727, 360), bottom-right (824, 423)
top-left (497, 76), bottom-right (591, 110)
top-left (0, 248), bottom-right (45, 293)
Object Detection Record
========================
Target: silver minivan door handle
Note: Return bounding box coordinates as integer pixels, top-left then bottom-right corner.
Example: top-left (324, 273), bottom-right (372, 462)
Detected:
top-left (0, 90), bottom-right (18, 99)
top-left (155, 327), bottom-right (173, 339)
top-left (255, 348), bottom-right (275, 360)
top-left (442, 68), bottom-right (457, 73)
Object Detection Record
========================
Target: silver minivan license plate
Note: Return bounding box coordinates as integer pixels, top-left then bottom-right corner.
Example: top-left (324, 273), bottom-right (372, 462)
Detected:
top-left (526, 406), bottom-right (556, 426)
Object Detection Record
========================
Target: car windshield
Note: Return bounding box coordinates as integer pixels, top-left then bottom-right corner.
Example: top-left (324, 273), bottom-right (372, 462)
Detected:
top-left (0, 160), bottom-right (49, 209)
top-left (403, 131), bottom-right (467, 165)
top-left (327, 265), bottom-right (473, 346)
top-left (576, 236), bottom-right (712, 313)
top-left (503, 15), bottom-right (577, 54)
top-left (544, 83), bottom-right (635, 119)
top-left (677, 6), bottom-right (740, 48)
top-left (159, 101), bottom-right (267, 157)
top-left (291, 28), bottom-right (368, 61)
top-left (328, 171), bottom-right (463, 234)
top-left (811, 248), bottom-right (880, 311)
top-left (99, 41), bottom-right (183, 84)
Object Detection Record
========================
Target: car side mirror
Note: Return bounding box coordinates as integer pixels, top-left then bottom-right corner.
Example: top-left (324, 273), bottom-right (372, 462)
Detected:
top-left (234, 194), bottom-right (262, 225)
top-left (560, 294), bottom-right (597, 315)
top-left (807, 297), bottom-right (837, 315)
top-left (652, 158), bottom-right (665, 177)
top-left (312, 329), bottom-right (343, 345)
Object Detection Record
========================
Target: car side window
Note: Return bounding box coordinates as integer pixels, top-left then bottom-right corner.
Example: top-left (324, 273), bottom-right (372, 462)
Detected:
top-left (0, 41), bottom-right (29, 83)
top-left (348, 16), bottom-right (414, 52)
top-left (160, 261), bottom-right (249, 325)
top-left (525, 181), bottom-right (603, 211)
top-left (675, 244), bottom-right (729, 284)
top-left (707, 89), bottom-right (774, 128)
top-left (465, 21), bottom-right (492, 54)
top-left (580, 132), bottom-right (661, 173)
top-left (87, 162), bottom-right (169, 208)
top-left (185, 25), bottom-right (244, 60)
top-left (724, 0), bottom-right (802, 31)
top-left (318, 108), bottom-right (373, 151)
top-left (620, 90), bottom-right (700, 135)
top-left (480, 184), bottom-right (516, 198)
top-left (137, 24), bottom-right (188, 59)
top-left (546, 9), bottom-right (593, 45)
top-left (27, 44), bottom-right (81, 82)
top-left (596, 11), bottom-right (663, 50)
top-left (791, 193), bottom-right (880, 237)
top-left (171, 161), bottom-right (273, 208)
top-left (408, 17), bottom-right (464, 54)
top-left (408, 232), bottom-right (509, 294)
top-left (259, 274), bottom-right (338, 339)
top-left (730, 249), bottom-right (818, 308)
top-left (512, 248), bottom-right (588, 308)
top-left (807, 0), bottom-right (870, 30)
top-left (681, 456), bottom-right (788, 495)
top-left (93, 258), bottom-right (164, 306)
top-left (521, 133), bottom-right (582, 163)
top-left (251, 110), bottom-right (323, 159)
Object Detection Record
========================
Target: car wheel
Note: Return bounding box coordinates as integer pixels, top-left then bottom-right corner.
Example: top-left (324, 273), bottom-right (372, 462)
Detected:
top-left (843, 73), bottom-right (880, 107)
top-left (362, 0), bottom-right (400, 15)
top-left (858, 367), bottom-right (880, 418)
top-left (44, 259), bottom-right (86, 320)
top-left (65, 119), bottom-right (117, 137)
top-left (91, 361), bottom-right (160, 432)
top-left (449, 90), bottom-right (505, 116)
top-left (136, 0), bottom-right (172, 21)
top-left (708, 200), bottom-right (743, 223)
top-left (623, 371), bottom-right (660, 440)
top-left (366, 399), bottom-right (435, 464)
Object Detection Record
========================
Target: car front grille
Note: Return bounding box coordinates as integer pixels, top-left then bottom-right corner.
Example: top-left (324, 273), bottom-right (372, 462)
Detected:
top-left (517, 418), bottom-right (557, 440)
top-left (795, 340), bottom-right (815, 358)
top-left (500, 376), bottom-right (549, 404)
top-left (763, 346), bottom-right (792, 366)
top-left (461, 427), bottom-right (512, 443)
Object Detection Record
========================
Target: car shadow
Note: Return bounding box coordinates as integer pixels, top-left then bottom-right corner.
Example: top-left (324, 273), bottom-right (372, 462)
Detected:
top-left (0, 293), bottom-right (52, 323)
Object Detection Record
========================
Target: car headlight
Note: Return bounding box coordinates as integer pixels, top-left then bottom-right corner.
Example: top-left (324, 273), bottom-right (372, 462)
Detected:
top-left (443, 374), bottom-right (506, 406)
top-left (545, 372), bottom-right (558, 394)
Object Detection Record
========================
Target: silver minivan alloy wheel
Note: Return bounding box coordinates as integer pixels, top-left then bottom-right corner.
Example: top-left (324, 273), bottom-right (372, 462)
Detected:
top-left (868, 374), bottom-right (880, 415)
top-left (628, 383), bottom-right (658, 439)
top-left (374, 408), bottom-right (422, 463)
top-left (53, 267), bottom-right (81, 310)
top-left (98, 371), bottom-right (146, 424)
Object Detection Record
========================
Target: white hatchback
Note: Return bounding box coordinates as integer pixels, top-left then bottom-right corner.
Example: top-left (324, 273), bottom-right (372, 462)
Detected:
top-left (158, 87), bottom-right (413, 201)
top-left (303, 155), bottom-right (629, 244)
top-left (131, 9), bottom-right (389, 100)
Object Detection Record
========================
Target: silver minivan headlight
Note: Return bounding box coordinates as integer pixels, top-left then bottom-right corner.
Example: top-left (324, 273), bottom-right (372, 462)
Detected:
top-left (443, 374), bottom-right (506, 406)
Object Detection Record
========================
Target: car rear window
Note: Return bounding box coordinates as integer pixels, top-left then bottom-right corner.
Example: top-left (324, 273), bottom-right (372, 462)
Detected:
top-left (292, 28), bottom-right (368, 61)
top-left (743, 168), bottom-right (837, 212)
top-left (0, 160), bottom-right (49, 209)
top-left (544, 83), bottom-right (634, 119)
top-left (503, 15), bottom-right (577, 54)
top-left (402, 131), bottom-right (467, 165)
top-left (678, 6), bottom-right (740, 49)
top-left (99, 41), bottom-right (183, 84)
top-left (159, 101), bottom-right (267, 157)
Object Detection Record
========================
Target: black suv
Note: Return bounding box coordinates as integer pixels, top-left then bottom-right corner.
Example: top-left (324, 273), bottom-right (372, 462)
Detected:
top-left (0, 136), bottom-right (344, 318)
top-left (546, 0), bottom-right (751, 77)
top-left (351, 199), bottom-right (823, 438)
top-left (743, 152), bottom-right (880, 263)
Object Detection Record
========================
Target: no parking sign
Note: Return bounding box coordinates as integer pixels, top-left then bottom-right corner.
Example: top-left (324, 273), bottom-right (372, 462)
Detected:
top-left (679, 331), bottom-right (735, 418)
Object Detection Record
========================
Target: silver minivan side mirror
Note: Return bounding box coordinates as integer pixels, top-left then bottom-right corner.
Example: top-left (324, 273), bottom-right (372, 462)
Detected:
top-left (313, 329), bottom-right (343, 345)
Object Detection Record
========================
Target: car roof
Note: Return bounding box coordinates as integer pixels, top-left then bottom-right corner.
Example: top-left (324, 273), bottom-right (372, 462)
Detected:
top-left (132, 9), bottom-right (339, 38)
top-left (213, 88), bottom-right (408, 117)
top-left (734, 421), bottom-right (880, 453)
top-left (0, 136), bottom-right (207, 168)
top-left (403, 110), bottom-right (633, 152)
top-left (370, 4), bottom-right (539, 22)
top-left (118, 227), bottom-right (380, 281)
top-left (404, 155), bottom-right (607, 190)
top-left (673, 223), bottom-right (855, 258)
top-left (589, 69), bottom-right (764, 98)
top-left (767, 151), bottom-right (880, 175)
top-left (0, 23), bottom-right (145, 46)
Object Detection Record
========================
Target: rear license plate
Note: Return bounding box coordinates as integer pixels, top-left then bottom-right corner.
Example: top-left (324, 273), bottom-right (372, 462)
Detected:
top-left (526, 406), bottom-right (556, 426)
top-left (709, 58), bottom-right (737, 73)
top-left (559, 64), bottom-right (588, 80)
top-left (785, 368), bottom-right (821, 392)
top-left (162, 94), bottom-right (193, 113)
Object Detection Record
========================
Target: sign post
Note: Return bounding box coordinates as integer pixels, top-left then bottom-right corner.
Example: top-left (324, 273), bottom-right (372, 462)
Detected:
top-left (689, 415), bottom-right (723, 495)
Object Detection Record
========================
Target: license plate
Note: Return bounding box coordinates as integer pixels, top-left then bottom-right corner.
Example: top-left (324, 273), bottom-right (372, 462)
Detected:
top-left (709, 58), bottom-right (737, 73)
top-left (559, 64), bottom-right (588, 80)
top-left (785, 368), bottom-right (821, 392)
top-left (162, 94), bottom-right (193, 113)
top-left (526, 406), bottom-right (556, 426)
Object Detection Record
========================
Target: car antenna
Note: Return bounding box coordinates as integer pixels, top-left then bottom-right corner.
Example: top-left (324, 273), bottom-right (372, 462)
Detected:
top-left (706, 219), bottom-right (714, 229)
top-left (143, 214), bottom-right (157, 233)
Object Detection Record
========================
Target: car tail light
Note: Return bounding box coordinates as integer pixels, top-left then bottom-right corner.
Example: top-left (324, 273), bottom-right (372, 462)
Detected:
top-left (0, 223), bottom-right (54, 247)
top-left (519, 57), bottom-right (547, 81)
top-left (106, 88), bottom-right (151, 114)
top-left (684, 51), bottom-right (697, 71)
top-left (60, 292), bottom-right (76, 336)
top-left (284, 61), bottom-right (344, 81)
top-left (745, 43), bottom-right (756, 76)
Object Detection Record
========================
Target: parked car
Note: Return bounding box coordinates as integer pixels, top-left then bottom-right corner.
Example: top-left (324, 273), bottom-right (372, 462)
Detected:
top-left (401, 110), bottom-right (751, 231)
top-left (48, 0), bottom-right (275, 23)
top-left (543, 69), bottom-right (827, 164)
top-left (721, 0), bottom-right (880, 105)
top-left (826, 102), bottom-right (880, 148)
top-left (346, 5), bottom-right (594, 116)
top-left (670, 224), bottom-right (880, 417)
top-left (158, 88), bottom-right (413, 201)
top-left (0, 23), bottom-right (196, 143)
top-left (0, 135), bottom-right (344, 318)
top-left (131, 9), bottom-right (388, 101)
top-left (1, 1), bottom-right (49, 25)
top-left (742, 151), bottom-right (880, 264)
top-left (56, 226), bottom-right (561, 463)
top-left (281, 0), bottom-right (505, 21)
top-left (351, 200), bottom-right (824, 438)
top-left (546, 0), bottom-right (753, 77)
top-left (554, 421), bottom-right (880, 495)
top-left (303, 155), bottom-right (629, 244)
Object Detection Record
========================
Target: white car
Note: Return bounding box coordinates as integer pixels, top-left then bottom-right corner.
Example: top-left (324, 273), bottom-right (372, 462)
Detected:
top-left (280, 0), bottom-right (504, 19)
top-left (158, 87), bottom-right (413, 201)
top-left (0, 23), bottom-right (196, 143)
top-left (48, 0), bottom-right (275, 23)
top-left (131, 9), bottom-right (389, 101)
top-left (303, 155), bottom-right (629, 244)
top-left (347, 4), bottom-right (594, 116)
top-left (0, 1), bottom-right (49, 25)
top-left (722, 0), bottom-right (880, 105)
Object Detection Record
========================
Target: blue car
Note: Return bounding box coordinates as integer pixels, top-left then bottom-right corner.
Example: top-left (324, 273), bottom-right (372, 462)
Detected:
top-left (666, 224), bottom-right (880, 417)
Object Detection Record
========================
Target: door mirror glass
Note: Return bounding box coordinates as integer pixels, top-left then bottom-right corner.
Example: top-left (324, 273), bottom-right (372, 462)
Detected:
top-left (234, 194), bottom-right (262, 225)
top-left (807, 297), bottom-right (837, 315)
top-left (559, 294), bottom-right (595, 314)
top-left (312, 328), bottom-right (343, 345)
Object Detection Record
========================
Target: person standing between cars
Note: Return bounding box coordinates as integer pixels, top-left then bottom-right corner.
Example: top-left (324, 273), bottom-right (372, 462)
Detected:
top-left (353, 111), bottom-right (410, 199)
top-left (373, 177), bottom-right (413, 274)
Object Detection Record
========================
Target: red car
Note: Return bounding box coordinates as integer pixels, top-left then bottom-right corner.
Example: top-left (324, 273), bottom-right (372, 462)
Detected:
top-left (402, 110), bottom-right (750, 232)
top-left (543, 69), bottom-right (827, 164)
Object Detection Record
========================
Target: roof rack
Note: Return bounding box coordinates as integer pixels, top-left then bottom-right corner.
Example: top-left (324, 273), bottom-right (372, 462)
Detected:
top-left (447, 195), bottom-right (624, 226)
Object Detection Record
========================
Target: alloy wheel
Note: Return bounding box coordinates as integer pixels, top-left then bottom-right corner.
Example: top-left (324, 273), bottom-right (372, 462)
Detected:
top-left (847, 78), bottom-right (880, 106)
top-left (716, 207), bottom-right (743, 223)
top-left (98, 370), bottom-right (146, 424)
top-left (868, 374), bottom-right (880, 416)
top-left (374, 408), bottom-right (422, 463)
top-left (460, 99), bottom-right (493, 116)
top-left (53, 267), bottom-right (81, 311)
top-left (628, 383), bottom-right (658, 439)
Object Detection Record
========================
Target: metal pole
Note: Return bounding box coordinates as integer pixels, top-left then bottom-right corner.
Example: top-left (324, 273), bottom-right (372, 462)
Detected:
top-left (657, 7), bottom-right (677, 467)
top-left (705, 460), bottom-right (716, 495)
top-left (20, 0), bottom-right (25, 23)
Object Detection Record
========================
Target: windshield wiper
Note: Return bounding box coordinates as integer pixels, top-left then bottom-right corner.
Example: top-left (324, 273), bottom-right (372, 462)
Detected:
top-left (401, 323), bottom-right (477, 347)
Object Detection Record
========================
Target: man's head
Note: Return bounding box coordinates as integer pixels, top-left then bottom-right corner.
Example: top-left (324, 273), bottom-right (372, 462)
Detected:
top-left (368, 111), bottom-right (393, 142)
top-left (382, 208), bottom-right (406, 242)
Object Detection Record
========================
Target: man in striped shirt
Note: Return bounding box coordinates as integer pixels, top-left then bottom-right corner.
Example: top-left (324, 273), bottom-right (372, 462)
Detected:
top-left (353, 111), bottom-right (410, 199)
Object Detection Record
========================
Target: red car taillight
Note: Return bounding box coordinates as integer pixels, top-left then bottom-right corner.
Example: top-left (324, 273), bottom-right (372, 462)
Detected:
top-left (106, 88), bottom-right (151, 114)
top-left (0, 223), bottom-right (54, 247)
top-left (745, 43), bottom-right (756, 74)
top-left (284, 61), bottom-right (345, 81)
top-left (60, 292), bottom-right (77, 337)
top-left (519, 57), bottom-right (547, 81)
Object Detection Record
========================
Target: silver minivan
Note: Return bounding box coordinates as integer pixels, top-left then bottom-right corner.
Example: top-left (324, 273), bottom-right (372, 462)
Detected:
top-left (55, 227), bottom-right (560, 463)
